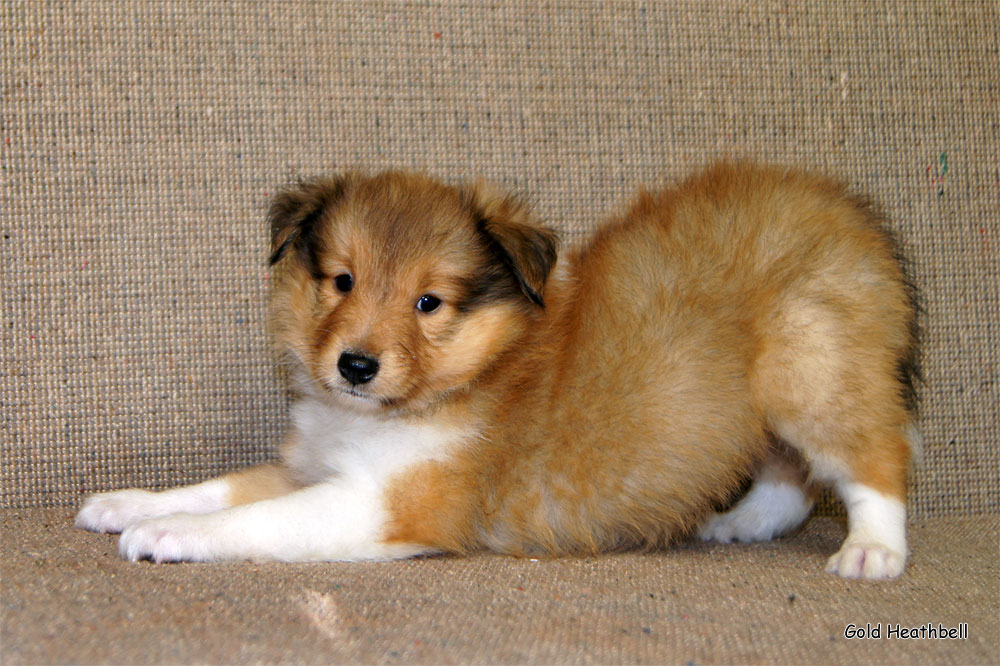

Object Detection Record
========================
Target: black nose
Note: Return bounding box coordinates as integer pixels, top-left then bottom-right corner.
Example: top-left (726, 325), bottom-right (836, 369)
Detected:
top-left (337, 351), bottom-right (380, 385)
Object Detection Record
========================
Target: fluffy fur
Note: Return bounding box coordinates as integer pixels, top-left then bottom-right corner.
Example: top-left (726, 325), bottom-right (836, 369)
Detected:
top-left (77, 162), bottom-right (919, 579)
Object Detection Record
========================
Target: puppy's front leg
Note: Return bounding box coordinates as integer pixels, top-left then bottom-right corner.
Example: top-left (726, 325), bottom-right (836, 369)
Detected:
top-left (117, 477), bottom-right (432, 563)
top-left (75, 463), bottom-right (298, 534)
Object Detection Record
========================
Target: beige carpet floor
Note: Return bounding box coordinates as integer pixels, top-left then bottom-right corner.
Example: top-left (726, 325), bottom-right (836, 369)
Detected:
top-left (2, 509), bottom-right (996, 665)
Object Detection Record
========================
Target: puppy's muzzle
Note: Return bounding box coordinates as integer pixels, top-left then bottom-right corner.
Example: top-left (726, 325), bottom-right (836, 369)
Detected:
top-left (338, 351), bottom-right (380, 385)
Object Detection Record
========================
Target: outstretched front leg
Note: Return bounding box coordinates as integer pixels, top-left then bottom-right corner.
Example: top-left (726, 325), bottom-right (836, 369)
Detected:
top-left (116, 475), bottom-right (434, 563)
top-left (75, 463), bottom-right (300, 534)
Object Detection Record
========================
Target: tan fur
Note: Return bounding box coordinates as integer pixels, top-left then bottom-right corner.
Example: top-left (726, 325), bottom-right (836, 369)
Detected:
top-left (225, 463), bottom-right (303, 507)
top-left (265, 163), bottom-right (917, 559)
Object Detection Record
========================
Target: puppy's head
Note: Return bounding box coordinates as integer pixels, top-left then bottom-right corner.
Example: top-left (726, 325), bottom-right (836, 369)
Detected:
top-left (268, 171), bottom-right (557, 412)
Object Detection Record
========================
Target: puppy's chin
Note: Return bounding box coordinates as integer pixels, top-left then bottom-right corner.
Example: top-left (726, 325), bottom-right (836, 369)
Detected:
top-left (324, 379), bottom-right (459, 416)
top-left (320, 379), bottom-right (393, 412)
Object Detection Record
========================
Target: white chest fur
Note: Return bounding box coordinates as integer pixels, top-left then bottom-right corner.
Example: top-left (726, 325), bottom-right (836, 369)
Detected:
top-left (283, 398), bottom-right (472, 488)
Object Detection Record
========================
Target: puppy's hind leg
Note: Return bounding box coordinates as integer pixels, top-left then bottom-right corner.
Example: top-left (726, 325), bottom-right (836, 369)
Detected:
top-left (768, 401), bottom-right (913, 580)
top-left (818, 426), bottom-right (912, 580)
top-left (750, 265), bottom-right (917, 578)
top-left (699, 445), bottom-right (815, 544)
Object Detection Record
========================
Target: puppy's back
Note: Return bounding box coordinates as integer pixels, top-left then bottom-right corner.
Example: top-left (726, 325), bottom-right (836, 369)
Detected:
top-left (479, 162), bottom-right (917, 556)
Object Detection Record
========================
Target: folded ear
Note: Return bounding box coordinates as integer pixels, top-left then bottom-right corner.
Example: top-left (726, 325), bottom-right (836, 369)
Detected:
top-left (466, 183), bottom-right (559, 307)
top-left (268, 176), bottom-right (351, 272)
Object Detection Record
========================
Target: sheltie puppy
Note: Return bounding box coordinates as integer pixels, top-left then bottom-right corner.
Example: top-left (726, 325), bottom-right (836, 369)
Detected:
top-left (76, 162), bottom-right (919, 579)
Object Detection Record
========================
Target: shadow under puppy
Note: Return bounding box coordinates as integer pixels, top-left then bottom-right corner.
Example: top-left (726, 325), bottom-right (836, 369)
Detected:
top-left (77, 162), bottom-right (919, 579)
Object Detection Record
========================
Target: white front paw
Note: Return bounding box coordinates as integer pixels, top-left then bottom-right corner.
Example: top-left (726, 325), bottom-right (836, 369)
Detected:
top-left (119, 514), bottom-right (218, 563)
top-left (826, 541), bottom-right (906, 580)
top-left (76, 489), bottom-right (165, 533)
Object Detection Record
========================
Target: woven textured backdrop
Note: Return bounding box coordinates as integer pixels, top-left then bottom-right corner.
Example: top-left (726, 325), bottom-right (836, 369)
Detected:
top-left (2, 1), bottom-right (998, 518)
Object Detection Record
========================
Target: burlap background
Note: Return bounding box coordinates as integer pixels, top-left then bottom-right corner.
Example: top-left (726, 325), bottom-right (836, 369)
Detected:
top-left (2, 2), bottom-right (998, 518)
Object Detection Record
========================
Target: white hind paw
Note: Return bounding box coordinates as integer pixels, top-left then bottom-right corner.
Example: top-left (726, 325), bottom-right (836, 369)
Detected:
top-left (828, 482), bottom-right (908, 580)
top-left (826, 541), bottom-right (906, 580)
top-left (698, 480), bottom-right (812, 543)
top-left (699, 511), bottom-right (775, 543)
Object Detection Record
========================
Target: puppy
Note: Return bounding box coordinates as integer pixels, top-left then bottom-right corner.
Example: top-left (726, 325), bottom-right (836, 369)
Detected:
top-left (77, 162), bottom-right (919, 579)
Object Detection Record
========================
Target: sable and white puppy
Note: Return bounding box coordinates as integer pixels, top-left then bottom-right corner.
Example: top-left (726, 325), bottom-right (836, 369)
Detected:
top-left (77, 163), bottom-right (919, 579)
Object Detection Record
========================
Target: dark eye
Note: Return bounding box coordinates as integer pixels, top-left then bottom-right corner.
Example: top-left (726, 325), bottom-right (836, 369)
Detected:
top-left (416, 294), bottom-right (442, 313)
top-left (334, 273), bottom-right (354, 293)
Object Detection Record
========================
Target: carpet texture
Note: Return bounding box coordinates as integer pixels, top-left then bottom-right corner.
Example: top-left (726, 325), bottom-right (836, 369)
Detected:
top-left (3, 510), bottom-right (998, 665)
top-left (2, 1), bottom-right (998, 664)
